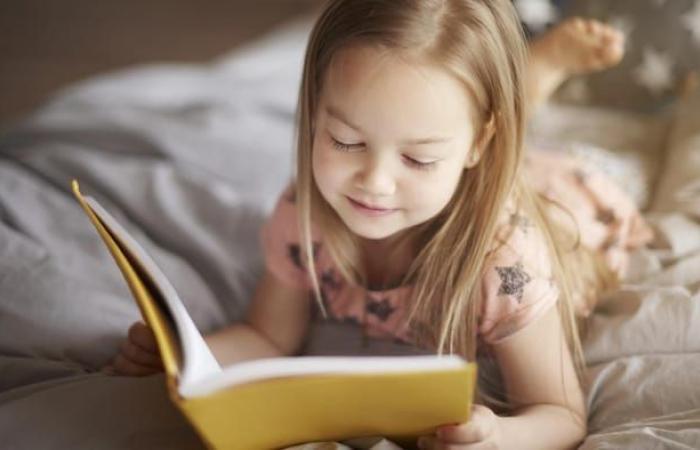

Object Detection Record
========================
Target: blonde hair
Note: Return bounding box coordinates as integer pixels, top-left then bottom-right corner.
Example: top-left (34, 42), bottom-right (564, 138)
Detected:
top-left (294, 0), bottom-right (617, 408)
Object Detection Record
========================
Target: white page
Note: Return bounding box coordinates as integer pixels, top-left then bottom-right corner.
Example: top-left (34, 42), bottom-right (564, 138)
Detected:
top-left (180, 354), bottom-right (468, 398)
top-left (85, 197), bottom-right (222, 386)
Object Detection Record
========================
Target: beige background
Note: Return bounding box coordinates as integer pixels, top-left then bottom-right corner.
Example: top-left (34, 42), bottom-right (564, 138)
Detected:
top-left (0, 0), bottom-right (322, 125)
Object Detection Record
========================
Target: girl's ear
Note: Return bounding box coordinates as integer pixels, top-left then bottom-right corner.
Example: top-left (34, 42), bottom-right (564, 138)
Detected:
top-left (464, 114), bottom-right (496, 169)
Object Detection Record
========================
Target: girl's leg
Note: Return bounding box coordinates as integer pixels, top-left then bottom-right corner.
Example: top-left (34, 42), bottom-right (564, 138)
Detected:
top-left (526, 17), bottom-right (625, 112)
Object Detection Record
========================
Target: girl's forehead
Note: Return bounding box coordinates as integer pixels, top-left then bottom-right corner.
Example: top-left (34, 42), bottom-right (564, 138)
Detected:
top-left (320, 44), bottom-right (477, 138)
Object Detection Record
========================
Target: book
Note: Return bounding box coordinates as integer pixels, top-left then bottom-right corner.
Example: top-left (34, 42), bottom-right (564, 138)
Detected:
top-left (71, 180), bottom-right (477, 450)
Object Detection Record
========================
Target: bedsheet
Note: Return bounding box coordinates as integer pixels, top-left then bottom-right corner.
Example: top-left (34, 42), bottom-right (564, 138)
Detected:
top-left (1, 15), bottom-right (699, 450)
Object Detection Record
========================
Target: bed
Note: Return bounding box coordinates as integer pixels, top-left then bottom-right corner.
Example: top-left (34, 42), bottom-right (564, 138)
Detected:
top-left (1, 13), bottom-right (699, 450)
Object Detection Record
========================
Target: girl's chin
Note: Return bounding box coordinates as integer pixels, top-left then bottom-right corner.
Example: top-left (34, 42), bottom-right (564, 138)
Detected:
top-left (344, 221), bottom-right (399, 241)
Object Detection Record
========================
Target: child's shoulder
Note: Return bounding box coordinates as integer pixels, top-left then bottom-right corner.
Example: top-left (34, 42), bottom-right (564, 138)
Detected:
top-left (263, 182), bottom-right (322, 242)
top-left (489, 192), bottom-right (552, 271)
top-left (259, 182), bottom-right (325, 290)
top-left (478, 192), bottom-right (559, 344)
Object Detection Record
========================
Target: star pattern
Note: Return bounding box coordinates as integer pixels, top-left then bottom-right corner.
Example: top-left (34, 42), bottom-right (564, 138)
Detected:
top-left (595, 207), bottom-right (616, 225)
top-left (608, 15), bottom-right (635, 41)
top-left (287, 241), bottom-right (321, 270)
top-left (365, 296), bottom-right (396, 322)
top-left (321, 268), bottom-right (343, 292)
top-left (513, 0), bottom-right (558, 32)
top-left (633, 47), bottom-right (675, 95)
top-left (495, 261), bottom-right (532, 303)
top-left (509, 211), bottom-right (532, 233)
top-left (683, 0), bottom-right (700, 47)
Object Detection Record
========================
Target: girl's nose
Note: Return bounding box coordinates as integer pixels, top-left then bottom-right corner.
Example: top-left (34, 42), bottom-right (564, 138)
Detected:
top-left (356, 154), bottom-right (396, 197)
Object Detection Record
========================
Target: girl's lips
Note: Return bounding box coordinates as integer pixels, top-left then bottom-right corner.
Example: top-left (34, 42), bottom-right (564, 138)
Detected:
top-left (347, 196), bottom-right (397, 216)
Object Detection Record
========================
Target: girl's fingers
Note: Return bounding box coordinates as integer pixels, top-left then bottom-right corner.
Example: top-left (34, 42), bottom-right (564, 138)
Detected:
top-left (120, 340), bottom-right (163, 369)
top-left (436, 405), bottom-right (497, 444)
top-left (417, 435), bottom-right (467, 450)
top-left (113, 354), bottom-right (161, 376)
top-left (128, 321), bottom-right (159, 352)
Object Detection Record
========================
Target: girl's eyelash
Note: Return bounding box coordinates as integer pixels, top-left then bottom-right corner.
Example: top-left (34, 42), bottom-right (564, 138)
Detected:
top-left (331, 138), bottom-right (356, 152)
top-left (330, 137), bottom-right (437, 171)
top-left (404, 157), bottom-right (436, 171)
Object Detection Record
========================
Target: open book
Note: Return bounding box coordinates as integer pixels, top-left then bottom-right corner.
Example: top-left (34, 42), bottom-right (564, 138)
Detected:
top-left (71, 180), bottom-right (477, 449)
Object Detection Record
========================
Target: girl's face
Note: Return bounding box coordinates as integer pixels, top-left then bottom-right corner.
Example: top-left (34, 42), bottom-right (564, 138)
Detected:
top-left (312, 44), bottom-right (480, 243)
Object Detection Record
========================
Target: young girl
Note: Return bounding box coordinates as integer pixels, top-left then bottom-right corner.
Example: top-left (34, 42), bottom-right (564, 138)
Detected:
top-left (108, 2), bottom-right (654, 448)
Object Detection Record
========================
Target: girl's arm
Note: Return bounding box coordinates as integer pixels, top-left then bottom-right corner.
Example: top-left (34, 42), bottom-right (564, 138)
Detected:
top-left (492, 305), bottom-right (587, 449)
top-left (427, 306), bottom-right (587, 450)
top-left (108, 270), bottom-right (311, 375)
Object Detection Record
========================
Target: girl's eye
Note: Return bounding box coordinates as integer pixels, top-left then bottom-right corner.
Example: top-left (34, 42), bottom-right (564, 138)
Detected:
top-left (331, 137), bottom-right (360, 152)
top-left (330, 136), bottom-right (437, 171)
top-left (403, 156), bottom-right (437, 171)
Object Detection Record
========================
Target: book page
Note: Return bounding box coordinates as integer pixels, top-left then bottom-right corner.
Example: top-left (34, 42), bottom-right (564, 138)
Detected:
top-left (181, 354), bottom-right (468, 398)
top-left (84, 197), bottom-right (221, 386)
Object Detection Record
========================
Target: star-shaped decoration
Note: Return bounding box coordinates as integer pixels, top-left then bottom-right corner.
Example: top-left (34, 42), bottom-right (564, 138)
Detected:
top-left (365, 296), bottom-right (396, 322)
top-left (287, 242), bottom-right (321, 269)
top-left (495, 261), bottom-right (532, 302)
top-left (633, 47), bottom-right (675, 96)
top-left (513, 0), bottom-right (558, 33)
top-left (321, 268), bottom-right (343, 292)
top-left (683, 0), bottom-right (700, 47)
top-left (509, 211), bottom-right (532, 233)
top-left (288, 244), bottom-right (303, 269)
top-left (595, 208), bottom-right (616, 225)
top-left (608, 15), bottom-right (635, 42)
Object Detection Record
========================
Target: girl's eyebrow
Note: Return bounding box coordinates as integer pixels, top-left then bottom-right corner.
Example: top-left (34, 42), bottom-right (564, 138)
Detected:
top-left (325, 105), bottom-right (453, 146)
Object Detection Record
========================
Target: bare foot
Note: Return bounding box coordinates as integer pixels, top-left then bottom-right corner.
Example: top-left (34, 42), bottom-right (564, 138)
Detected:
top-left (527, 18), bottom-right (625, 110)
top-left (533, 17), bottom-right (625, 75)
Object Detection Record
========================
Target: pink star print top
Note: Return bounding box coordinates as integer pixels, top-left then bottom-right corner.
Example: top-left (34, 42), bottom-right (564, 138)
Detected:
top-left (259, 149), bottom-right (655, 345)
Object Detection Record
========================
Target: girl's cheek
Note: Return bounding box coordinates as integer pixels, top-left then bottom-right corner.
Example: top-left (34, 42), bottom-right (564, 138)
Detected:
top-left (312, 145), bottom-right (339, 188)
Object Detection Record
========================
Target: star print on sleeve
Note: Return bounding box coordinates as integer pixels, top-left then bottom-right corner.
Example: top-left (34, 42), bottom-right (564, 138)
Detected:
top-left (509, 211), bottom-right (532, 234)
top-left (595, 207), bottom-right (617, 225)
top-left (495, 261), bottom-right (532, 303)
top-left (321, 268), bottom-right (343, 292)
top-left (365, 296), bottom-right (396, 322)
top-left (287, 242), bottom-right (321, 270)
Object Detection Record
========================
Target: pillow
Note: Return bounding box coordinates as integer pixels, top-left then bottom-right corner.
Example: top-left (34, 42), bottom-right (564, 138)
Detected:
top-left (526, 102), bottom-right (671, 210)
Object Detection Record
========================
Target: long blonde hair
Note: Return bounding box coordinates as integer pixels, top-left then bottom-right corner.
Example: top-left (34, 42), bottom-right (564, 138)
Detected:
top-left (294, 0), bottom-right (616, 403)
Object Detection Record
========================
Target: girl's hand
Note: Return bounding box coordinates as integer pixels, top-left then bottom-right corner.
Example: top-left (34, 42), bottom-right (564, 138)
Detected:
top-left (102, 321), bottom-right (164, 376)
top-left (417, 405), bottom-right (502, 449)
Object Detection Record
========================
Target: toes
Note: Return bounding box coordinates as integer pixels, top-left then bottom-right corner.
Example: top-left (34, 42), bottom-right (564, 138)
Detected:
top-left (570, 17), bottom-right (587, 32)
top-left (585, 19), bottom-right (602, 36)
top-left (600, 27), bottom-right (625, 46)
top-left (598, 29), bottom-right (625, 64)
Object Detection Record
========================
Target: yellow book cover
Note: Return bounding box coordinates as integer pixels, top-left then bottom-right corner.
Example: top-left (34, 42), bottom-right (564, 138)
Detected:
top-left (71, 180), bottom-right (477, 450)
